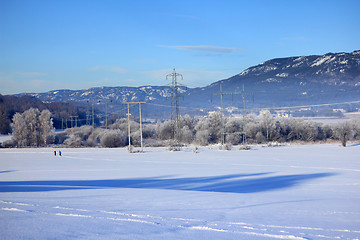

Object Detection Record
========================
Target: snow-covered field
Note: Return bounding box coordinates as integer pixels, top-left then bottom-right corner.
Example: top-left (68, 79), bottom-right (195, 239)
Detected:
top-left (0, 134), bottom-right (11, 144)
top-left (0, 144), bottom-right (359, 240)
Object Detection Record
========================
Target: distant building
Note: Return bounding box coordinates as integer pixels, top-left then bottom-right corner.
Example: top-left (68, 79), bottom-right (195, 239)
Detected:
top-left (333, 109), bottom-right (347, 113)
top-left (275, 110), bottom-right (291, 118)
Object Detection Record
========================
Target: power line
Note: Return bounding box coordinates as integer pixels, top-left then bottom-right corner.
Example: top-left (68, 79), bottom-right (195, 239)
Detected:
top-left (146, 102), bottom-right (212, 111)
top-left (257, 100), bottom-right (360, 111)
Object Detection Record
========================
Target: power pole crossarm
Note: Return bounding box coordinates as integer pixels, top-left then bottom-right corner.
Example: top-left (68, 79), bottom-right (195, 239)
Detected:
top-left (211, 83), bottom-right (254, 146)
top-left (212, 83), bottom-right (254, 115)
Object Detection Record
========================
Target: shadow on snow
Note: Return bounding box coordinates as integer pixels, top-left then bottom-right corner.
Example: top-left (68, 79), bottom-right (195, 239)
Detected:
top-left (0, 172), bottom-right (335, 194)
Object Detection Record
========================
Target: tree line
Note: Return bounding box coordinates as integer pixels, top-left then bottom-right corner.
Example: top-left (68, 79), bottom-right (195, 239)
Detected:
top-left (0, 94), bottom-right (98, 134)
top-left (2, 108), bottom-right (359, 148)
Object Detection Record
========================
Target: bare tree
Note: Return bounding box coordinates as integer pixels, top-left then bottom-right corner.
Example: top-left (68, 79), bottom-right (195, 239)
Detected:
top-left (333, 121), bottom-right (353, 147)
top-left (259, 110), bottom-right (274, 142)
top-left (350, 119), bottom-right (360, 141)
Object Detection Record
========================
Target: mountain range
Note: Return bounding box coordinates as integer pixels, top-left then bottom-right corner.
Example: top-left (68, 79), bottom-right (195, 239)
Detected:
top-left (15, 50), bottom-right (360, 118)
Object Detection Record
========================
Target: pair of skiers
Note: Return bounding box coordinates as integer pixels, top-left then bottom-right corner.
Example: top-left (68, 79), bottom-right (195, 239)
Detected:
top-left (54, 150), bottom-right (62, 156)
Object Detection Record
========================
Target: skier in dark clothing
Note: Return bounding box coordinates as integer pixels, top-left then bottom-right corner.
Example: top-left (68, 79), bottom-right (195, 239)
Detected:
top-left (54, 150), bottom-right (56, 156)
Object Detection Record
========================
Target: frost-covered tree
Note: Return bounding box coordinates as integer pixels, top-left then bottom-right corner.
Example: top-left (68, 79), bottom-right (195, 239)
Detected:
top-left (259, 110), bottom-right (275, 142)
top-left (12, 108), bottom-right (54, 147)
top-left (194, 129), bottom-right (211, 145)
top-left (61, 125), bottom-right (96, 146)
top-left (63, 134), bottom-right (82, 147)
top-left (12, 112), bottom-right (29, 146)
top-left (86, 127), bottom-right (105, 146)
top-left (194, 112), bottom-right (223, 144)
top-left (39, 109), bottom-right (55, 145)
top-left (110, 118), bottom-right (139, 133)
top-left (244, 122), bottom-right (258, 142)
top-left (24, 108), bottom-right (41, 146)
top-left (180, 114), bottom-right (197, 131)
top-left (350, 119), bottom-right (360, 141)
top-left (179, 125), bottom-right (194, 144)
top-left (100, 130), bottom-right (126, 148)
top-left (302, 121), bottom-right (320, 142)
top-left (156, 120), bottom-right (173, 140)
top-left (207, 112), bottom-right (223, 142)
top-left (333, 121), bottom-right (353, 147)
top-left (277, 118), bottom-right (293, 142)
top-left (226, 132), bottom-right (242, 145)
top-left (255, 131), bottom-right (266, 143)
top-left (225, 118), bottom-right (242, 134)
top-left (141, 125), bottom-right (157, 139)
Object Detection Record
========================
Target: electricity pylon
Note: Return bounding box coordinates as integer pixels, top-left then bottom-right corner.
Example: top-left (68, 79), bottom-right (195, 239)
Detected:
top-left (166, 69), bottom-right (184, 141)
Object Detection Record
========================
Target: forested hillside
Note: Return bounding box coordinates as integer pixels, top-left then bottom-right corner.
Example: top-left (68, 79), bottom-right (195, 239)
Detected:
top-left (0, 94), bottom-right (96, 134)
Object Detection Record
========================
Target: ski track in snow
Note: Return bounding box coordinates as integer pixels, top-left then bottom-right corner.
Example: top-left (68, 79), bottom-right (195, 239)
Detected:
top-left (1, 207), bottom-right (28, 212)
top-left (1, 200), bottom-right (359, 240)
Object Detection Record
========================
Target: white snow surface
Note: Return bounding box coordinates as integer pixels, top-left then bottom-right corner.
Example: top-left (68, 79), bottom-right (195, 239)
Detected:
top-left (0, 144), bottom-right (359, 240)
top-left (0, 135), bottom-right (11, 143)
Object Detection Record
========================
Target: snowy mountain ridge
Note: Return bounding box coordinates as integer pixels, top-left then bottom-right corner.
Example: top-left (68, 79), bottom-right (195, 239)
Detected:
top-left (236, 50), bottom-right (360, 86)
top-left (25, 86), bottom-right (188, 104)
top-left (185, 50), bottom-right (360, 110)
top-left (14, 50), bottom-right (360, 116)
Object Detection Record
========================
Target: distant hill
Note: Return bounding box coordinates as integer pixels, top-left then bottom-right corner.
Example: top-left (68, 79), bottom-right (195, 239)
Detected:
top-left (13, 50), bottom-right (360, 118)
top-left (21, 86), bottom-right (187, 104)
top-left (184, 50), bottom-right (360, 110)
top-left (0, 94), bottom-right (93, 134)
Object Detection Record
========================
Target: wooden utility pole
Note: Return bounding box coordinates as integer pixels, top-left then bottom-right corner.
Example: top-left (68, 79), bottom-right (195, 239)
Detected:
top-left (92, 101), bottom-right (95, 127)
top-left (70, 116), bottom-right (78, 128)
top-left (87, 100), bottom-right (95, 127)
top-left (139, 103), bottom-right (144, 152)
top-left (122, 102), bottom-right (146, 153)
top-left (98, 100), bottom-right (112, 129)
top-left (86, 114), bottom-right (92, 126)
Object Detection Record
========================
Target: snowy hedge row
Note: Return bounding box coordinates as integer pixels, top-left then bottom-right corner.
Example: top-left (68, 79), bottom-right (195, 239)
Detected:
top-left (2, 109), bottom-right (359, 148)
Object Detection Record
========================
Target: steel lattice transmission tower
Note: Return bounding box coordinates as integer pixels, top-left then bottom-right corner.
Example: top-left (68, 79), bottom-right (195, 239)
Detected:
top-left (166, 69), bottom-right (183, 140)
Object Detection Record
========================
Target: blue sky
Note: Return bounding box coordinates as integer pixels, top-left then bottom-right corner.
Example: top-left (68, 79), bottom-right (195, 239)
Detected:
top-left (1, 0), bottom-right (359, 94)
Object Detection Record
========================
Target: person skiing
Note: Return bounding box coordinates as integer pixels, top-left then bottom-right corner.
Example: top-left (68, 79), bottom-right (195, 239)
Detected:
top-left (59, 150), bottom-right (62, 156)
top-left (54, 150), bottom-right (56, 156)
